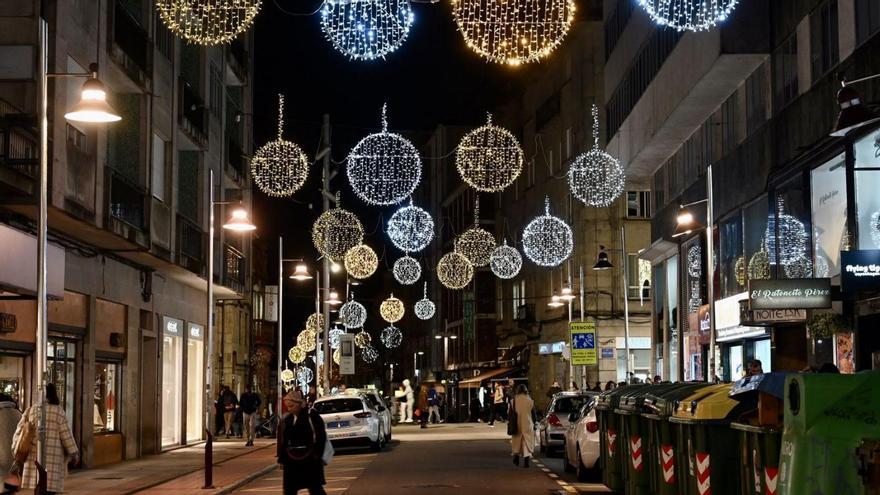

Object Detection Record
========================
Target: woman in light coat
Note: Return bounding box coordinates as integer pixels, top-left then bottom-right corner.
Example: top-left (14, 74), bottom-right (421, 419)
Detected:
top-left (0, 393), bottom-right (22, 484)
top-left (510, 384), bottom-right (536, 468)
top-left (12, 384), bottom-right (78, 494)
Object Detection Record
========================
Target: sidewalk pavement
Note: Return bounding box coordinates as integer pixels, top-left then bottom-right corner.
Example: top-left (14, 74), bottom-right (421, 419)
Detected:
top-left (60, 438), bottom-right (277, 495)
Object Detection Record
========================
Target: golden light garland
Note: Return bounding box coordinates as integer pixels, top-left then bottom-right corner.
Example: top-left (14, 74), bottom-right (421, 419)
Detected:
top-left (333, 348), bottom-right (341, 365)
top-left (456, 114), bottom-right (523, 192)
top-left (306, 313), bottom-right (325, 334)
top-left (380, 294), bottom-right (405, 323)
top-left (312, 197), bottom-right (364, 261)
top-left (252, 94), bottom-right (310, 198)
top-left (437, 251), bottom-right (474, 290)
top-left (354, 329), bottom-right (372, 348)
top-left (297, 328), bottom-right (317, 352)
top-left (344, 244), bottom-right (379, 279)
top-left (288, 346), bottom-right (307, 364)
top-left (450, 0), bottom-right (576, 65)
top-left (156, 0), bottom-right (261, 45)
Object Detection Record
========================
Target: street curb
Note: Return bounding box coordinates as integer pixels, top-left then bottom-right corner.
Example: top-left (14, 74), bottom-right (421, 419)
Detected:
top-left (214, 463), bottom-right (278, 495)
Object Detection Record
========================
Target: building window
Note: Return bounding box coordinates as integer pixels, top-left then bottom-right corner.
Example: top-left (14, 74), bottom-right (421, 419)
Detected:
top-left (66, 124), bottom-right (87, 152)
top-left (773, 34), bottom-right (799, 111)
top-left (719, 211), bottom-right (744, 298)
top-left (162, 317), bottom-right (184, 447)
top-left (48, 339), bottom-right (77, 428)
top-left (628, 255), bottom-right (652, 300)
top-left (626, 191), bottom-right (651, 218)
top-left (855, 0), bottom-right (880, 45)
top-left (721, 91), bottom-right (739, 156)
top-left (94, 362), bottom-right (119, 433)
top-left (745, 63), bottom-right (769, 135)
top-left (653, 168), bottom-right (666, 212)
top-left (186, 323), bottom-right (204, 443)
top-left (853, 130), bottom-right (880, 250)
top-left (155, 12), bottom-right (174, 60)
top-left (810, 0), bottom-right (839, 84)
top-left (209, 63), bottom-right (223, 119)
top-left (604, 0), bottom-right (636, 59)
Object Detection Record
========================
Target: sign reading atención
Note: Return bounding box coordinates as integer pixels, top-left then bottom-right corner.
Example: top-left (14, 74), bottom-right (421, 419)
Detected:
top-left (748, 278), bottom-right (831, 310)
top-left (569, 321), bottom-right (597, 366)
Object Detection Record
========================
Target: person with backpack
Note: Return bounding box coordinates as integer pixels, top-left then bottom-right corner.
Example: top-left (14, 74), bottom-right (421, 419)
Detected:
top-left (277, 390), bottom-right (327, 495)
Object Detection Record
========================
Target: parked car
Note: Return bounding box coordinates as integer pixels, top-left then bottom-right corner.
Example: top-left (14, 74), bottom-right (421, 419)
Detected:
top-left (562, 399), bottom-right (601, 481)
top-left (313, 394), bottom-right (386, 451)
top-left (538, 391), bottom-right (597, 455)
top-left (344, 388), bottom-right (392, 442)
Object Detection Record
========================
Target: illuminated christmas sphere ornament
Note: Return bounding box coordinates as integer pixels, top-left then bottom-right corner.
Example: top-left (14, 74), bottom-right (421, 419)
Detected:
top-left (456, 114), bottom-right (523, 192)
top-left (380, 325), bottom-right (403, 349)
top-left (333, 348), bottom-right (341, 365)
top-left (252, 94), bottom-right (309, 198)
top-left (569, 105), bottom-right (625, 207)
top-left (347, 105), bottom-right (421, 205)
top-left (339, 298), bottom-right (367, 329)
top-left (380, 294), bottom-right (405, 323)
top-left (312, 202), bottom-right (364, 261)
top-left (414, 283), bottom-right (435, 320)
top-left (456, 226), bottom-right (495, 267)
top-left (344, 244), bottom-right (379, 280)
top-left (387, 201), bottom-right (434, 253)
top-left (784, 255), bottom-right (813, 279)
top-left (393, 255), bottom-right (421, 285)
top-left (320, 0), bottom-right (414, 61)
top-left (297, 329), bottom-right (317, 352)
top-left (734, 256), bottom-right (746, 287)
top-left (437, 251), bottom-right (474, 289)
top-left (288, 346), bottom-right (307, 364)
top-left (522, 197), bottom-right (573, 267)
top-left (686, 244), bottom-right (702, 278)
top-left (354, 329), bottom-right (371, 348)
top-left (156, 0), bottom-right (261, 45)
top-left (637, 0), bottom-right (739, 32)
top-left (306, 313), bottom-right (325, 334)
top-left (813, 254), bottom-right (830, 278)
top-left (296, 367), bottom-right (314, 384)
top-left (280, 368), bottom-right (295, 383)
top-left (451, 0), bottom-right (575, 65)
top-left (329, 326), bottom-right (345, 349)
top-left (748, 242), bottom-right (771, 280)
top-left (490, 239), bottom-right (522, 279)
top-left (361, 344), bottom-right (379, 363)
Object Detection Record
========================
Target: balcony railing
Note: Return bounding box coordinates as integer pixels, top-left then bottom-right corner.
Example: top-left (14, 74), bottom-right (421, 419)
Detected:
top-left (106, 169), bottom-right (149, 247)
top-left (226, 38), bottom-right (248, 84)
top-left (178, 78), bottom-right (208, 148)
top-left (176, 214), bottom-right (204, 275)
top-left (0, 121), bottom-right (38, 198)
top-left (110, 0), bottom-right (151, 85)
top-left (223, 244), bottom-right (246, 294)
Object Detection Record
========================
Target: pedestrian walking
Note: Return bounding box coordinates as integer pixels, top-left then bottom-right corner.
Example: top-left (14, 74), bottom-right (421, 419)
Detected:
top-left (399, 379), bottom-right (414, 423)
top-left (604, 380), bottom-right (616, 391)
top-left (546, 381), bottom-right (562, 398)
top-left (427, 385), bottom-right (441, 423)
top-left (417, 385), bottom-right (428, 429)
top-left (10, 384), bottom-right (78, 494)
top-left (0, 393), bottom-right (22, 488)
top-left (221, 385), bottom-right (239, 438)
top-left (488, 383), bottom-right (505, 426)
top-left (569, 381), bottom-right (579, 391)
top-left (240, 385), bottom-right (262, 446)
top-left (277, 390), bottom-right (327, 495)
top-left (509, 384), bottom-right (536, 468)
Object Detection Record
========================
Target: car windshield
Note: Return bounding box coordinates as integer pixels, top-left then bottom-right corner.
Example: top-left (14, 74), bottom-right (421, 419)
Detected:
top-left (362, 394), bottom-right (380, 409)
top-left (314, 399), bottom-right (363, 414)
top-left (553, 396), bottom-right (587, 414)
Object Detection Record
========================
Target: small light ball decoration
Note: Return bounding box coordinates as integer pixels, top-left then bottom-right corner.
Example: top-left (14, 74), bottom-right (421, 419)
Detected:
top-left (489, 238), bottom-right (522, 279)
top-left (297, 328), bottom-right (318, 353)
top-left (312, 199), bottom-right (364, 261)
top-left (361, 344), bottom-right (379, 363)
top-left (455, 197), bottom-right (496, 267)
top-left (393, 255), bottom-right (421, 285)
top-left (329, 326), bottom-right (345, 350)
top-left (450, 0), bottom-right (575, 65)
top-left (456, 114), bottom-right (523, 192)
top-left (522, 197), bottom-right (573, 267)
top-left (339, 297), bottom-right (367, 329)
top-left (748, 241), bottom-right (771, 280)
top-left (637, 0), bottom-right (739, 32)
top-left (380, 325), bottom-right (403, 349)
top-left (437, 251), bottom-right (474, 289)
top-left (333, 348), bottom-right (341, 365)
top-left (155, 0), bottom-right (261, 45)
top-left (320, 0), bottom-right (414, 61)
top-left (784, 255), bottom-right (813, 279)
top-left (380, 294), bottom-right (405, 323)
top-left (251, 94), bottom-right (309, 198)
top-left (387, 200), bottom-right (434, 252)
top-left (813, 254), bottom-right (830, 278)
top-left (344, 244), bottom-right (379, 279)
top-left (347, 104), bottom-right (421, 205)
top-left (296, 366), bottom-right (314, 385)
top-left (686, 244), bottom-right (702, 278)
top-left (734, 256), bottom-right (746, 287)
top-left (288, 346), bottom-right (307, 364)
top-left (280, 367), bottom-right (295, 384)
top-left (569, 105), bottom-right (625, 207)
top-left (414, 282), bottom-right (436, 320)
top-left (354, 329), bottom-right (372, 348)
top-left (306, 313), bottom-right (325, 334)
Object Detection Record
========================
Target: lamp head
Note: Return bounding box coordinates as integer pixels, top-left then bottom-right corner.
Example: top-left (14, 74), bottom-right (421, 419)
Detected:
top-left (330, 261), bottom-right (342, 273)
top-left (64, 70), bottom-right (122, 123)
top-left (434, 335), bottom-right (443, 340)
top-left (593, 246), bottom-right (613, 270)
top-left (326, 289), bottom-right (342, 305)
top-left (560, 284), bottom-right (575, 301)
top-left (223, 208), bottom-right (256, 231)
top-left (290, 264), bottom-right (313, 280)
top-left (672, 207), bottom-right (701, 238)
top-left (830, 82), bottom-right (880, 137)
top-left (548, 292), bottom-right (564, 308)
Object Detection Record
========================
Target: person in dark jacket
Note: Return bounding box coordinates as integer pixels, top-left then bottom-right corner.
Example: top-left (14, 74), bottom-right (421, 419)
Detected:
top-left (220, 386), bottom-right (238, 438)
top-left (277, 390), bottom-right (327, 495)
top-left (239, 385), bottom-right (261, 446)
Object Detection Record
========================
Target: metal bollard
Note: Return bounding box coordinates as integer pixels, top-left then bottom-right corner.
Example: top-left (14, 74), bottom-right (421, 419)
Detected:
top-left (204, 429), bottom-right (214, 489)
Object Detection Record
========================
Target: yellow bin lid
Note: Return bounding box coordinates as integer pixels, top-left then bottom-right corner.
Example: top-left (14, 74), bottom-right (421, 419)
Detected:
top-left (672, 383), bottom-right (736, 421)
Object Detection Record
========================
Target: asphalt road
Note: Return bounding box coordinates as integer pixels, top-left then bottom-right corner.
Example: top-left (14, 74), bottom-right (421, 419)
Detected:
top-left (233, 422), bottom-right (610, 494)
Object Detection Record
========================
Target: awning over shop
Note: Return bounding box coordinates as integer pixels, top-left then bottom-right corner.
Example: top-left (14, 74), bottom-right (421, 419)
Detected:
top-left (639, 238), bottom-right (678, 264)
top-left (0, 223), bottom-right (65, 299)
top-left (458, 367), bottom-right (515, 389)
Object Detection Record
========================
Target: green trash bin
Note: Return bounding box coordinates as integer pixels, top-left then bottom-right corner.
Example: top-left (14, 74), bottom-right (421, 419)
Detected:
top-left (642, 383), bottom-right (713, 495)
top-left (778, 371), bottom-right (880, 495)
top-left (595, 385), bottom-right (651, 493)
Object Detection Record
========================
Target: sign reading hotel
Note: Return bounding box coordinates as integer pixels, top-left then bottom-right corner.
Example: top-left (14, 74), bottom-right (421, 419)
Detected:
top-left (748, 278), bottom-right (831, 310)
top-left (841, 250), bottom-right (880, 293)
top-left (569, 321), bottom-right (597, 366)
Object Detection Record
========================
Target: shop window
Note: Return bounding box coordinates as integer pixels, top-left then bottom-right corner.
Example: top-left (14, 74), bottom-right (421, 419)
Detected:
top-left (810, 153), bottom-right (847, 278)
top-left (719, 211), bottom-right (745, 297)
top-left (665, 256), bottom-right (679, 383)
top-left (773, 34), bottom-right (799, 111)
top-left (162, 317), bottom-right (183, 447)
top-left (854, 130), bottom-right (880, 250)
top-left (48, 339), bottom-right (76, 428)
top-left (774, 176), bottom-right (812, 279)
top-left (0, 355), bottom-right (25, 405)
top-left (809, 0), bottom-right (839, 84)
top-left (94, 363), bottom-right (119, 433)
top-left (743, 195), bottom-right (772, 280)
top-left (627, 254), bottom-right (651, 301)
top-left (186, 323), bottom-right (204, 443)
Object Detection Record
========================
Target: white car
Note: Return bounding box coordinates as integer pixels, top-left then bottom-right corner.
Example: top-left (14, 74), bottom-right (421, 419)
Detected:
top-left (538, 391), bottom-right (597, 456)
top-left (562, 400), bottom-right (601, 481)
top-left (313, 395), bottom-right (386, 451)
top-left (344, 388), bottom-right (392, 442)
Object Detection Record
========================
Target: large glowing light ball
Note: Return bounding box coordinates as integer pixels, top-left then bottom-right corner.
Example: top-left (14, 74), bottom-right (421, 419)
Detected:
top-left (339, 299), bottom-right (367, 329)
top-left (393, 255), bottom-right (422, 285)
top-left (569, 105), bottom-right (625, 207)
top-left (251, 94), bottom-right (309, 198)
top-left (637, 0), bottom-right (739, 32)
top-left (437, 251), bottom-right (474, 289)
top-left (344, 244), bottom-right (379, 280)
top-left (455, 226), bottom-right (496, 267)
top-left (321, 0), bottom-right (414, 60)
top-left (312, 206), bottom-right (364, 261)
top-left (489, 239), bottom-right (522, 279)
top-left (361, 344), bottom-right (379, 363)
top-left (156, 0), bottom-right (261, 45)
top-left (288, 346), bottom-right (306, 364)
top-left (456, 115), bottom-right (523, 192)
top-left (380, 325), bottom-right (403, 348)
top-left (380, 294), bottom-right (405, 323)
top-left (297, 328), bottom-right (317, 352)
top-left (387, 201), bottom-right (434, 253)
top-left (414, 282), bottom-right (435, 320)
top-left (522, 197), bottom-right (573, 267)
top-left (355, 329), bottom-right (372, 348)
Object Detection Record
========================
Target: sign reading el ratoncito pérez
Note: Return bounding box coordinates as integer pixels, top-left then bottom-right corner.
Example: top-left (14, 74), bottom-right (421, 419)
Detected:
top-left (748, 278), bottom-right (832, 310)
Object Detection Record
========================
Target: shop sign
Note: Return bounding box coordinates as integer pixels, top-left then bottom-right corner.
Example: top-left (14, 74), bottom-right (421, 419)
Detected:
top-left (163, 316), bottom-right (183, 336)
top-left (748, 279), bottom-right (831, 310)
top-left (841, 250), bottom-right (880, 293)
top-left (742, 305), bottom-right (807, 325)
top-left (538, 341), bottom-right (566, 355)
top-left (264, 285), bottom-right (278, 322)
top-left (601, 348), bottom-right (615, 359)
top-left (339, 333), bottom-right (355, 375)
top-left (0, 313), bottom-right (15, 333)
top-left (188, 323), bottom-right (204, 340)
top-left (569, 321), bottom-right (597, 366)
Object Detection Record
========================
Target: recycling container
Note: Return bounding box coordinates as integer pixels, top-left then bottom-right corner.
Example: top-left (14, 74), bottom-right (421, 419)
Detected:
top-left (595, 385), bottom-right (650, 493)
top-left (616, 384), bottom-right (679, 495)
top-left (778, 371), bottom-right (880, 495)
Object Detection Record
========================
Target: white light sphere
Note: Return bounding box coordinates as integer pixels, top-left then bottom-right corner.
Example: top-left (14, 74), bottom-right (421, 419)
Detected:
top-left (329, 326), bottom-right (345, 349)
top-left (156, 0), bottom-right (261, 46)
top-left (380, 325), bottom-right (403, 348)
top-left (312, 206), bottom-right (364, 261)
top-left (637, 0), bottom-right (739, 32)
top-left (456, 115), bottom-right (523, 192)
top-left (320, 0), bottom-right (414, 61)
top-left (296, 367), bottom-right (314, 384)
top-left (354, 329), bottom-right (372, 348)
top-left (306, 313), bottom-right (325, 334)
top-left (344, 244), bottom-right (379, 279)
top-left (387, 201), bottom-right (434, 252)
top-left (339, 299), bottom-right (367, 329)
top-left (347, 105), bottom-right (421, 205)
top-left (522, 197), bottom-right (573, 267)
top-left (297, 328), bottom-right (317, 353)
top-left (380, 294), bottom-right (405, 323)
top-left (361, 344), bottom-right (379, 363)
top-left (393, 255), bottom-right (421, 285)
top-left (288, 346), bottom-right (307, 364)
top-left (490, 239), bottom-right (522, 279)
top-left (414, 282), bottom-right (436, 320)
top-left (437, 251), bottom-right (474, 289)
top-left (569, 105), bottom-right (625, 207)
top-left (456, 227), bottom-right (496, 267)
top-left (686, 244), bottom-right (702, 278)
top-left (251, 94), bottom-right (309, 198)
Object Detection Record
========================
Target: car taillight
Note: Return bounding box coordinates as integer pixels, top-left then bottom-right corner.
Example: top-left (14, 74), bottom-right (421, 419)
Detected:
top-left (548, 413), bottom-right (562, 427)
top-left (354, 411), bottom-right (372, 418)
top-left (585, 421), bottom-right (599, 433)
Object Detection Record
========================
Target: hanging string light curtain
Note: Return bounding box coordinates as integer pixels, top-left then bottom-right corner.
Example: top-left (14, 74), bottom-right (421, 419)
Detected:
top-left (569, 105), bottom-right (625, 207)
top-left (252, 94), bottom-right (310, 198)
top-left (321, 0), bottom-right (414, 60)
top-left (456, 114), bottom-right (523, 192)
top-left (637, 0), bottom-right (739, 32)
top-left (522, 196), bottom-right (573, 267)
top-left (156, 0), bottom-right (261, 45)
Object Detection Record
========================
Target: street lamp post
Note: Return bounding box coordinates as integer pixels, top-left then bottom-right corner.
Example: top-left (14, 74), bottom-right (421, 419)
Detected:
top-left (594, 225), bottom-right (633, 379)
